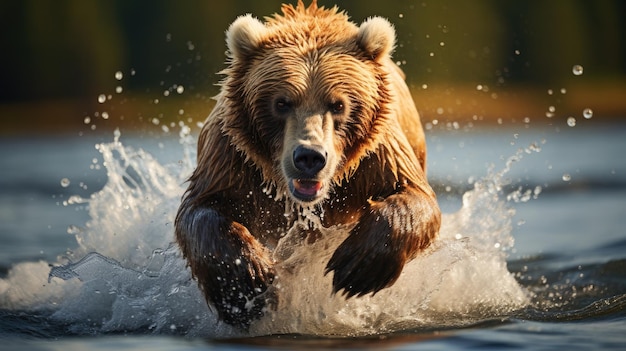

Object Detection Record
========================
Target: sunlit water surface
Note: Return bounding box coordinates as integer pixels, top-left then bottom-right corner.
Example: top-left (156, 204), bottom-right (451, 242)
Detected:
top-left (0, 124), bottom-right (625, 350)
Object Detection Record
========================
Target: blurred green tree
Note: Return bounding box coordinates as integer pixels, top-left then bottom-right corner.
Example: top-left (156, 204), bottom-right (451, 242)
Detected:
top-left (0, 0), bottom-right (623, 103)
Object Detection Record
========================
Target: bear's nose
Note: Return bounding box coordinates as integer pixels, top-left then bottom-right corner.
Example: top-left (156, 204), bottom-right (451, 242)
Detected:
top-left (293, 145), bottom-right (326, 176)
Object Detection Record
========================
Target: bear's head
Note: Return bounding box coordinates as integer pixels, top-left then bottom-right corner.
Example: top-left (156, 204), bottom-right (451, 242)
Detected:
top-left (220, 1), bottom-right (396, 205)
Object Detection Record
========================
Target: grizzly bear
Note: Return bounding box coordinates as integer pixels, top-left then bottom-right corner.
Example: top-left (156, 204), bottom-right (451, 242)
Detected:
top-left (175, 0), bottom-right (441, 329)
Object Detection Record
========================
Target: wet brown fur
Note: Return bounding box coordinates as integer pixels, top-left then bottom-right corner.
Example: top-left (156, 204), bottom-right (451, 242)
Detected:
top-left (175, 1), bottom-right (441, 329)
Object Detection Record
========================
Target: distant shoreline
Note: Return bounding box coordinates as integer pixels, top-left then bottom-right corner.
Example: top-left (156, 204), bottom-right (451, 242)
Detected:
top-left (1, 82), bottom-right (624, 135)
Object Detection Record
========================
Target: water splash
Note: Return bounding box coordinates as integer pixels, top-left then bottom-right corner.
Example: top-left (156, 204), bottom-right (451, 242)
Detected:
top-left (0, 128), bottom-right (535, 338)
top-left (252, 145), bottom-right (543, 336)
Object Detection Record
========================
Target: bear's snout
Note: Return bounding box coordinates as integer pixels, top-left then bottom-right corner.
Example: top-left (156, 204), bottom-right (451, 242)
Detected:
top-left (285, 144), bottom-right (330, 203)
top-left (293, 145), bottom-right (327, 177)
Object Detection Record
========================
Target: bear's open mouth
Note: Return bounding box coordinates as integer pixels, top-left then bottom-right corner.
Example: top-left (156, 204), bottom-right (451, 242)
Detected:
top-left (290, 179), bottom-right (323, 201)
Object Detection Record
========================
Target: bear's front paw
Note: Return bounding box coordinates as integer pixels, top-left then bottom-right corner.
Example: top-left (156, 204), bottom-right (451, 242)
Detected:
top-left (211, 252), bottom-right (276, 329)
top-left (193, 221), bottom-right (277, 330)
top-left (325, 213), bottom-right (407, 298)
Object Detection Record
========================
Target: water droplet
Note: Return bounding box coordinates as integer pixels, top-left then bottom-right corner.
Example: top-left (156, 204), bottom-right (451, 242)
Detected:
top-left (545, 105), bottom-right (556, 118)
top-left (67, 195), bottom-right (85, 205)
top-left (176, 85), bottom-right (184, 94)
top-left (560, 88), bottom-right (567, 94)
top-left (151, 118), bottom-right (160, 125)
top-left (562, 173), bottom-right (571, 182)
top-left (527, 142), bottom-right (542, 153)
top-left (114, 71), bottom-right (123, 80)
top-left (66, 225), bottom-right (81, 234)
top-left (60, 178), bottom-right (70, 187)
top-left (101, 112), bottom-right (109, 120)
top-left (567, 117), bottom-right (576, 127)
top-left (398, 13), bottom-right (404, 18)
top-left (83, 116), bottom-right (91, 124)
top-left (180, 125), bottom-right (191, 137)
top-left (97, 94), bottom-right (106, 103)
top-left (583, 108), bottom-right (593, 119)
top-left (115, 86), bottom-right (123, 94)
top-left (572, 64), bottom-right (583, 76)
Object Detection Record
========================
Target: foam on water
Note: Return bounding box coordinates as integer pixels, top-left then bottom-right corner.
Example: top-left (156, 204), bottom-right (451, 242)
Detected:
top-left (0, 127), bottom-right (535, 338)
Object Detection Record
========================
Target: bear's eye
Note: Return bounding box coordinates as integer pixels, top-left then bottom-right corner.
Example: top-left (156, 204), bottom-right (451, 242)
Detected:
top-left (274, 98), bottom-right (292, 114)
top-left (329, 101), bottom-right (345, 114)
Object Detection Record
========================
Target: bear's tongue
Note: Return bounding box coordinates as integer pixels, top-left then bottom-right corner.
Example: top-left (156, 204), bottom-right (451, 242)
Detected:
top-left (293, 179), bottom-right (322, 196)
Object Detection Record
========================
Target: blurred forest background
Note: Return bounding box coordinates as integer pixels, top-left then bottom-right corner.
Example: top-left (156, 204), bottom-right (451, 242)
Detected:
top-left (1, 0), bottom-right (625, 134)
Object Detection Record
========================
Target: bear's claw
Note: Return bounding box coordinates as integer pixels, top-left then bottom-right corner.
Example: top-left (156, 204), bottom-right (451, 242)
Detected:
top-left (325, 214), bottom-right (406, 298)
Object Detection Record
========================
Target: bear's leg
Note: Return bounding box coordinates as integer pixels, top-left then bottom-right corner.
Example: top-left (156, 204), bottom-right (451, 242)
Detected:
top-left (325, 187), bottom-right (440, 297)
top-left (175, 206), bottom-right (275, 329)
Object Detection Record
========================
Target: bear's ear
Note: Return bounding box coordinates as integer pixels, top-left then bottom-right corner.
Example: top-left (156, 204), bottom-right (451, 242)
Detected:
top-left (226, 14), bottom-right (267, 61)
top-left (356, 17), bottom-right (396, 61)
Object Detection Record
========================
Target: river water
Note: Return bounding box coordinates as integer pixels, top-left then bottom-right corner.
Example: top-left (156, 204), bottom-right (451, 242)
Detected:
top-left (0, 122), bottom-right (625, 350)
